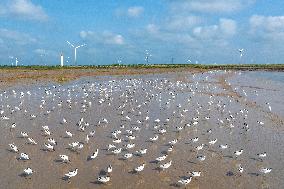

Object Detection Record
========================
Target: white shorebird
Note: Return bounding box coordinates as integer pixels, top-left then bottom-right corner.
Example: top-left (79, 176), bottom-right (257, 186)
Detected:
top-left (97, 176), bottom-right (110, 184)
top-left (59, 155), bottom-right (70, 163)
top-left (238, 164), bottom-right (244, 173)
top-left (107, 165), bottom-right (112, 173)
top-left (9, 143), bottom-right (18, 152)
top-left (197, 155), bottom-right (206, 161)
top-left (169, 139), bottom-right (178, 145)
top-left (21, 132), bottom-right (28, 138)
top-left (112, 148), bottom-right (122, 155)
top-left (156, 154), bottom-right (168, 162)
top-left (28, 138), bottom-right (37, 145)
top-left (177, 176), bottom-right (192, 187)
top-left (19, 153), bottom-right (30, 160)
top-left (107, 144), bottom-right (116, 150)
top-left (219, 144), bottom-right (228, 149)
top-left (160, 160), bottom-right (172, 170)
top-left (44, 143), bottom-right (55, 151)
top-left (64, 168), bottom-right (78, 179)
top-left (47, 138), bottom-right (57, 145)
top-left (189, 171), bottom-right (201, 177)
top-left (209, 138), bottom-right (217, 145)
top-left (136, 148), bottom-right (147, 156)
top-left (149, 135), bottom-right (159, 142)
top-left (124, 153), bottom-right (133, 159)
top-left (90, 149), bottom-right (99, 159)
top-left (190, 137), bottom-right (199, 143)
top-left (259, 168), bottom-right (272, 174)
top-left (23, 167), bottom-right (33, 176)
top-left (66, 131), bottom-right (73, 138)
top-left (234, 149), bottom-right (243, 157)
top-left (134, 163), bottom-right (145, 173)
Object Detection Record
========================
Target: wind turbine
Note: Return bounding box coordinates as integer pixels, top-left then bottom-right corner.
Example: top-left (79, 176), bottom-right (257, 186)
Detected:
top-left (238, 49), bottom-right (244, 64)
top-left (9, 56), bottom-right (18, 66)
top-left (67, 41), bottom-right (86, 66)
top-left (145, 50), bottom-right (152, 64)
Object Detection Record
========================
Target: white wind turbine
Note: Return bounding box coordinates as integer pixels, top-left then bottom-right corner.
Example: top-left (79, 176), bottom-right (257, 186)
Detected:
top-left (67, 41), bottom-right (86, 66)
top-left (9, 56), bottom-right (18, 66)
top-left (238, 49), bottom-right (244, 63)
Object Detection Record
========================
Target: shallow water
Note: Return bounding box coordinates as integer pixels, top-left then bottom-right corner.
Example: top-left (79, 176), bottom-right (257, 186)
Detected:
top-left (0, 71), bottom-right (283, 189)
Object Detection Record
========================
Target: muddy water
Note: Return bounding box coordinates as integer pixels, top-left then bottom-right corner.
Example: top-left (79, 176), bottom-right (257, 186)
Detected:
top-left (0, 71), bottom-right (283, 189)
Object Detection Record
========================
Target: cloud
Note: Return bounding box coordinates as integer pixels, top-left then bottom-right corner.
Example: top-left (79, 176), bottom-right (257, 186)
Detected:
top-left (165, 15), bottom-right (202, 31)
top-left (0, 28), bottom-right (37, 45)
top-left (127, 6), bottom-right (144, 17)
top-left (249, 15), bottom-right (284, 41)
top-left (193, 18), bottom-right (237, 40)
top-left (80, 30), bottom-right (125, 45)
top-left (170, 0), bottom-right (255, 14)
top-left (0, 0), bottom-right (48, 21)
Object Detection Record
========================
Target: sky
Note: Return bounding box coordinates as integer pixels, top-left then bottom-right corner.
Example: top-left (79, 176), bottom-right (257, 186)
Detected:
top-left (0, 0), bottom-right (284, 66)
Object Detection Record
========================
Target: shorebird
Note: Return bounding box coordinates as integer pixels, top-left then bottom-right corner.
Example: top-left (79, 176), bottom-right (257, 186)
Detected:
top-left (107, 165), bottom-right (112, 173)
top-left (112, 148), bottom-right (122, 155)
top-left (238, 164), bottom-right (244, 173)
top-left (21, 132), bottom-right (28, 138)
top-left (90, 149), bottom-right (99, 159)
top-left (234, 149), bottom-right (243, 157)
top-left (149, 135), bottom-right (159, 142)
top-left (19, 153), bottom-right (30, 160)
top-left (169, 139), bottom-right (178, 145)
top-left (259, 168), bottom-right (272, 174)
top-left (209, 138), bottom-right (218, 145)
top-left (66, 131), bottom-right (73, 138)
top-left (177, 176), bottom-right (192, 187)
top-left (47, 138), bottom-right (57, 145)
top-left (156, 154), bottom-right (168, 162)
top-left (188, 171), bottom-right (201, 177)
top-left (160, 160), bottom-right (172, 170)
top-left (28, 138), bottom-right (37, 145)
top-left (134, 163), bottom-right (145, 173)
top-left (124, 153), bottom-right (133, 159)
top-left (44, 143), bottom-right (55, 151)
top-left (98, 176), bottom-right (110, 184)
top-left (136, 149), bottom-right (147, 156)
top-left (23, 167), bottom-right (33, 176)
top-left (9, 143), bottom-right (19, 152)
top-left (59, 155), bottom-right (70, 163)
top-left (197, 155), bottom-right (206, 161)
top-left (219, 144), bottom-right (228, 149)
top-left (64, 168), bottom-right (78, 179)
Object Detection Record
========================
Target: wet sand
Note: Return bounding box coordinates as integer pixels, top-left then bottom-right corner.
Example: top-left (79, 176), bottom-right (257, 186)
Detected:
top-left (0, 70), bottom-right (283, 189)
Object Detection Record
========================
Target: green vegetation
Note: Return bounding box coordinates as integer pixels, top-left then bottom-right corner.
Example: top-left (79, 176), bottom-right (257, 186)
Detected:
top-left (0, 64), bottom-right (283, 70)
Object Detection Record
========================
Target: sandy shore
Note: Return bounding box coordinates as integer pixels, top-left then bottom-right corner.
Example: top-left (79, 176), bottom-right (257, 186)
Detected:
top-left (0, 70), bottom-right (283, 189)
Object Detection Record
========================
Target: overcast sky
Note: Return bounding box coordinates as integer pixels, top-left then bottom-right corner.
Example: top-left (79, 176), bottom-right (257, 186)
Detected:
top-left (1, 0), bottom-right (284, 65)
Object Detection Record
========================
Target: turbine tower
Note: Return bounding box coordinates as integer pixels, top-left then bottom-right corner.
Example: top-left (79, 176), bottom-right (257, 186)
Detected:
top-left (67, 41), bottom-right (86, 66)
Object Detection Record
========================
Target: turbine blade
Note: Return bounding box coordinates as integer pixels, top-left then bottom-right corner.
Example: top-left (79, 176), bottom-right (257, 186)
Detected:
top-left (67, 41), bottom-right (75, 48)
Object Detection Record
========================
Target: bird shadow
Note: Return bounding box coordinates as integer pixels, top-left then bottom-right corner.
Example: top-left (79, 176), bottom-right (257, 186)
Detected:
top-left (128, 170), bottom-right (137, 174)
top-left (90, 181), bottom-right (103, 185)
top-left (169, 183), bottom-right (180, 188)
top-left (188, 161), bottom-right (197, 164)
top-left (18, 173), bottom-right (32, 179)
top-left (248, 172), bottom-right (260, 177)
top-left (99, 170), bottom-right (107, 175)
top-left (149, 160), bottom-right (158, 164)
top-left (61, 176), bottom-right (71, 182)
top-left (250, 157), bottom-right (262, 162)
top-left (6, 149), bottom-right (17, 153)
top-left (223, 155), bottom-right (233, 159)
top-left (226, 171), bottom-right (234, 176)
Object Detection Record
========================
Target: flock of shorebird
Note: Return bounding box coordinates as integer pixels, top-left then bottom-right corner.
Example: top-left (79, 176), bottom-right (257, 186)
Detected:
top-left (2, 70), bottom-right (273, 188)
